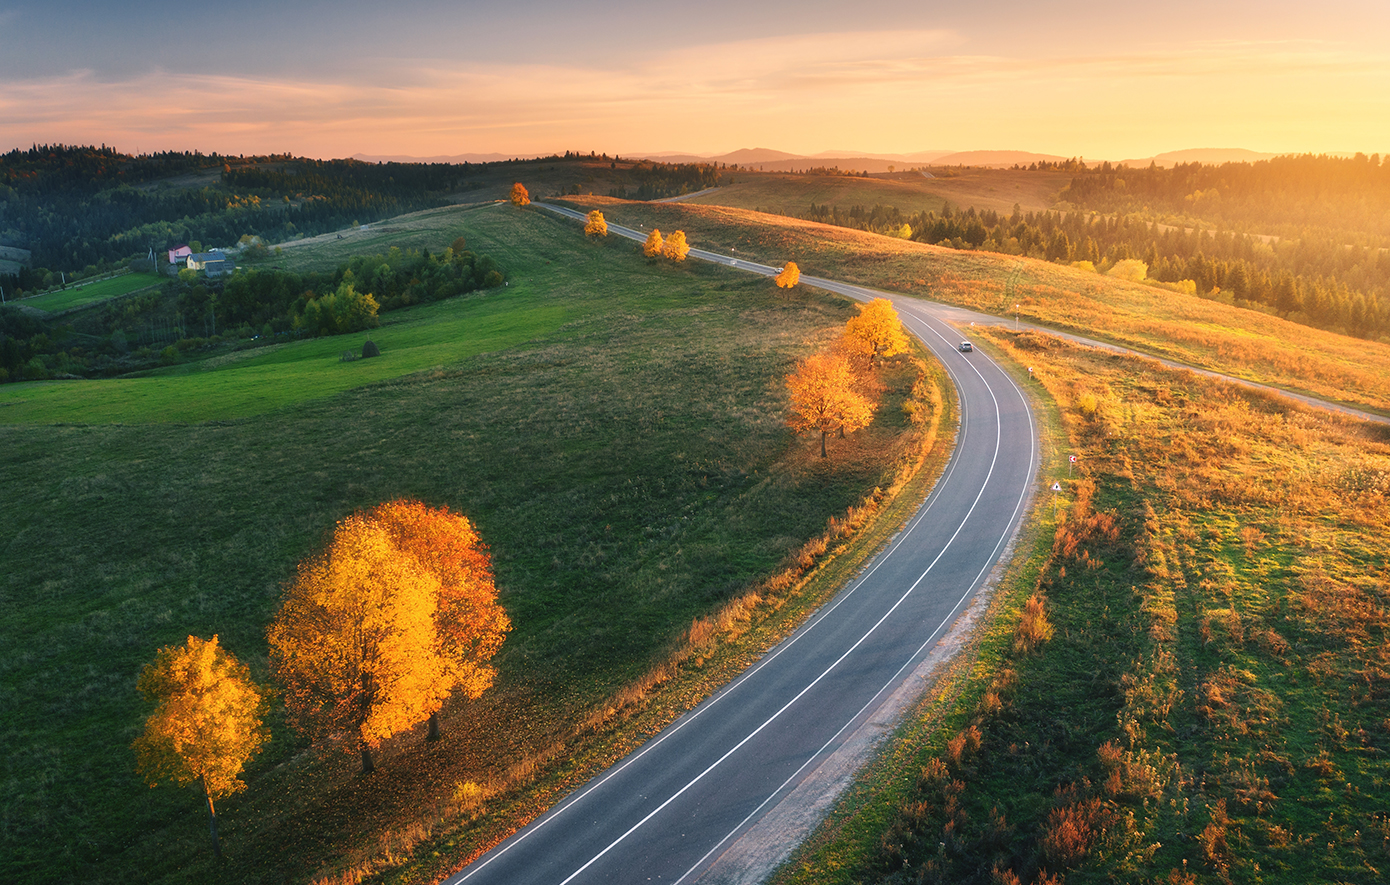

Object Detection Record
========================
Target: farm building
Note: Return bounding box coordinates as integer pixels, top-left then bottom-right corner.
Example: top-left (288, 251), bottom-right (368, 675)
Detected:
top-left (186, 251), bottom-right (234, 277)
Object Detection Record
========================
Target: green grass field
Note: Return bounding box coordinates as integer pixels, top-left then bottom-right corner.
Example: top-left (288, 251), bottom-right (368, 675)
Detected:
top-left (19, 272), bottom-right (163, 313)
top-left (0, 202), bottom-right (931, 884)
top-left (270, 202), bottom-right (506, 273)
top-left (0, 293), bottom-right (566, 424)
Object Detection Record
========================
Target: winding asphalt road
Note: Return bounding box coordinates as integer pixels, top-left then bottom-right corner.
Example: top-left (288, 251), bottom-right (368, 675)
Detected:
top-left (442, 206), bottom-right (1040, 884)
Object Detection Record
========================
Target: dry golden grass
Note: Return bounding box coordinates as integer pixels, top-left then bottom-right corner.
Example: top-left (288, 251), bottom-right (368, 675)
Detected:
top-left (980, 327), bottom-right (1390, 882)
top-left (780, 324), bottom-right (1390, 885)
top-left (682, 168), bottom-right (1072, 216)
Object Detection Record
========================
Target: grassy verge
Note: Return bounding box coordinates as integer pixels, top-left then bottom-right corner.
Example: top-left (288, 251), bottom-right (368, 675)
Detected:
top-left (556, 196), bottom-right (1390, 417)
top-left (776, 328), bottom-right (1390, 884)
top-left (20, 272), bottom-right (163, 312)
top-left (0, 203), bottom-right (950, 884)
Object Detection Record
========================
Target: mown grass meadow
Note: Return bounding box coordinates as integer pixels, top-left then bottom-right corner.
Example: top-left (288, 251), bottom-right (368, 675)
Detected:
top-left (0, 293), bottom-right (567, 424)
top-left (19, 272), bottom-right (163, 313)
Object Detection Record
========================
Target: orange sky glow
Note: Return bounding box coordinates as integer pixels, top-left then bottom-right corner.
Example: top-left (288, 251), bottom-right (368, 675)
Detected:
top-left (2, 2), bottom-right (1388, 160)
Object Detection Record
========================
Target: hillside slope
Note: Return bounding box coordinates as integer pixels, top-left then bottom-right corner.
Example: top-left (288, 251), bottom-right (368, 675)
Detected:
top-left (558, 196), bottom-right (1390, 416)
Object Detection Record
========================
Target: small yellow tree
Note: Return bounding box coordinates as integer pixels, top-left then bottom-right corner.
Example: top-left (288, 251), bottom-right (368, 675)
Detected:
top-left (662, 230), bottom-right (690, 261)
top-left (509, 182), bottom-right (530, 206)
top-left (643, 228), bottom-right (664, 257)
top-left (844, 298), bottom-right (909, 367)
top-left (786, 350), bottom-right (876, 457)
top-left (133, 635), bottom-right (268, 859)
top-left (1107, 258), bottom-right (1148, 282)
top-left (774, 262), bottom-right (800, 288)
top-left (584, 210), bottom-right (608, 237)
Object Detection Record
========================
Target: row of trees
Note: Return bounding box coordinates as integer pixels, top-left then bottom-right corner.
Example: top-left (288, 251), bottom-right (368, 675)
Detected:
top-left (786, 298), bottom-right (909, 456)
top-left (643, 228), bottom-right (690, 261)
top-left (133, 501), bottom-right (510, 856)
top-left (550, 201), bottom-right (691, 263)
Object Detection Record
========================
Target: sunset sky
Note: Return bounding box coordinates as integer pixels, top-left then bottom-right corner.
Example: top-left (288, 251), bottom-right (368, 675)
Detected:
top-left (2, 0), bottom-right (1388, 161)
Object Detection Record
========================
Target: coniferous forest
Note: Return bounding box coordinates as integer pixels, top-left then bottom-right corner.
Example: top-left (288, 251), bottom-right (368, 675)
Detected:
top-left (800, 154), bottom-right (1390, 341)
top-left (0, 145), bottom-right (465, 286)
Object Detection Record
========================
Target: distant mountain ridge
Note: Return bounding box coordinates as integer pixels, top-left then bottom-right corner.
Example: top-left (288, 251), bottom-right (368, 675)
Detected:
top-left (1116, 148), bottom-right (1281, 168)
top-left (350, 152), bottom-right (542, 164)
top-left (350, 147), bottom-right (1331, 171)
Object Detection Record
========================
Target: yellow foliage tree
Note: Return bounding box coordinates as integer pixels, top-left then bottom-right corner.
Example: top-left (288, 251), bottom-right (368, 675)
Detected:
top-left (831, 329), bottom-right (885, 402)
top-left (786, 350), bottom-right (876, 457)
top-left (662, 230), bottom-right (690, 261)
top-left (844, 298), bottom-right (910, 367)
top-left (132, 635), bottom-right (268, 859)
top-left (643, 228), bottom-right (664, 257)
top-left (368, 500), bottom-right (511, 741)
top-left (1107, 258), bottom-right (1148, 282)
top-left (268, 513), bottom-right (454, 773)
top-left (774, 262), bottom-right (800, 289)
top-left (297, 280), bottom-right (380, 337)
top-left (584, 210), bottom-right (608, 237)
top-left (509, 182), bottom-right (530, 206)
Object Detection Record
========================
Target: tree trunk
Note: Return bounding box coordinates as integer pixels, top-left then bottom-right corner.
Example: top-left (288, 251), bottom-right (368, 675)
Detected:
top-left (203, 783), bottom-right (222, 860)
top-left (820, 429), bottom-right (827, 458)
top-left (426, 711), bottom-right (441, 742)
top-left (360, 743), bottom-right (375, 775)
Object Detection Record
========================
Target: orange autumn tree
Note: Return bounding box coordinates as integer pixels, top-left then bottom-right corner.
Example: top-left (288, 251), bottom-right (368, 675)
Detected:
top-left (774, 261), bottom-right (800, 289)
top-left (662, 230), bottom-right (690, 261)
top-left (786, 350), bottom-right (876, 457)
top-left (584, 210), bottom-right (608, 237)
top-left (133, 635), bottom-right (268, 859)
top-left (844, 297), bottom-right (909, 367)
top-left (643, 228), bottom-right (664, 257)
top-left (509, 182), bottom-right (530, 206)
top-left (268, 513), bottom-right (454, 774)
top-left (368, 500), bottom-right (511, 742)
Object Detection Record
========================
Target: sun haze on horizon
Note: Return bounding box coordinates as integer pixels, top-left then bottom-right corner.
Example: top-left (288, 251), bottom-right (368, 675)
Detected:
top-left (1, 0), bottom-right (1387, 161)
